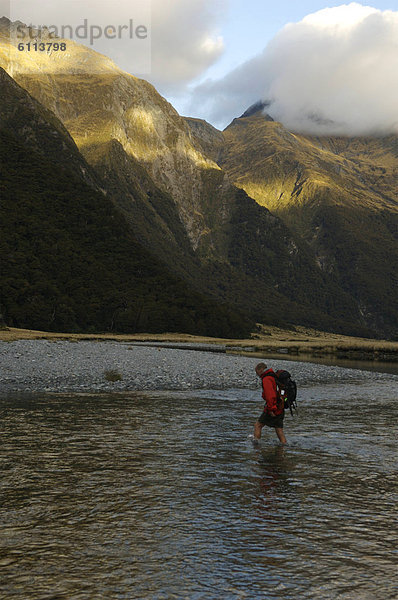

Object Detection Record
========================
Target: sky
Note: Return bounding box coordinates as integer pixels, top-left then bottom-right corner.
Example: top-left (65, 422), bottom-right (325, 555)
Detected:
top-left (4, 0), bottom-right (398, 133)
top-left (181, 1), bottom-right (398, 133)
top-left (206, 0), bottom-right (397, 77)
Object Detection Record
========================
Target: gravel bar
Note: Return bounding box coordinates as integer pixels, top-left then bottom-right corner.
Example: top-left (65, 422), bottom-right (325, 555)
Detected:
top-left (0, 340), bottom-right (395, 394)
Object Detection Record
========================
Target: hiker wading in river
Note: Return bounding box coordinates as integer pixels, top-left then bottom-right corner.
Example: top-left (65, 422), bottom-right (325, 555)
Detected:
top-left (254, 363), bottom-right (287, 445)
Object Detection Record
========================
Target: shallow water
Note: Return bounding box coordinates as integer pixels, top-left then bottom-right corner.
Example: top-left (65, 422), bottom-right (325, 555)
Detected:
top-left (237, 350), bottom-right (398, 376)
top-left (1, 374), bottom-right (397, 599)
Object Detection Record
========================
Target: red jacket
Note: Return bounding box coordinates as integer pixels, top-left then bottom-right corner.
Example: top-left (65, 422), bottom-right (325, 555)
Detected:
top-left (260, 369), bottom-right (284, 416)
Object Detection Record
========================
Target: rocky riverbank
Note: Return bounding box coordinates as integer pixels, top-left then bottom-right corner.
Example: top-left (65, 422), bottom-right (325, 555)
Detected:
top-left (1, 327), bottom-right (397, 362)
top-left (1, 339), bottom-right (395, 394)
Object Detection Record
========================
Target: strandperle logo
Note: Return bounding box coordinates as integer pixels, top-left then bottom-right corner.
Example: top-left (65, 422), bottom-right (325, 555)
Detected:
top-left (15, 19), bottom-right (149, 46)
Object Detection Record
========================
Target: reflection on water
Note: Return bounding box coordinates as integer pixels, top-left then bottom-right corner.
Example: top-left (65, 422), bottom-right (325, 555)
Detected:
top-left (231, 350), bottom-right (398, 375)
top-left (1, 377), bottom-right (397, 599)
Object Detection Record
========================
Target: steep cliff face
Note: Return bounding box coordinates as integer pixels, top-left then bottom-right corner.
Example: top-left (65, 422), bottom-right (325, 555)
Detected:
top-left (0, 67), bottom-right (252, 336)
top-left (0, 67), bottom-right (100, 190)
top-left (1, 23), bottom-right (387, 335)
top-left (183, 117), bottom-right (225, 163)
top-left (217, 111), bottom-right (398, 333)
top-left (0, 24), bottom-right (223, 251)
top-left (81, 137), bottom-right (201, 280)
top-left (0, 23), bottom-right (307, 261)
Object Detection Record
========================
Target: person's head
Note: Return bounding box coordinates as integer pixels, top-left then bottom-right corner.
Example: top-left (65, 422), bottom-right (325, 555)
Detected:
top-left (255, 362), bottom-right (267, 377)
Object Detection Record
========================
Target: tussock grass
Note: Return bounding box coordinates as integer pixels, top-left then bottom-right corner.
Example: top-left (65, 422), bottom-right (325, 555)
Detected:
top-left (1, 327), bottom-right (397, 361)
top-left (104, 369), bottom-right (122, 382)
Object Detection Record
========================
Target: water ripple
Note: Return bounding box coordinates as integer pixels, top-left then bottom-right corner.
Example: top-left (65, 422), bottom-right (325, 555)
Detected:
top-left (1, 380), bottom-right (397, 599)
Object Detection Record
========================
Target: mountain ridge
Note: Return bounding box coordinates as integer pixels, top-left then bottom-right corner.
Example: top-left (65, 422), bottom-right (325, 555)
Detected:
top-left (0, 66), bottom-right (252, 336)
top-left (1, 22), bottom-right (395, 336)
top-left (216, 109), bottom-right (398, 334)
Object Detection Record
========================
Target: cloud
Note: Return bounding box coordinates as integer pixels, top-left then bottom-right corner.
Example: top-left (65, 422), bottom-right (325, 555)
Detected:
top-left (148, 0), bottom-right (226, 93)
top-left (6, 0), bottom-right (226, 87)
top-left (190, 3), bottom-right (398, 135)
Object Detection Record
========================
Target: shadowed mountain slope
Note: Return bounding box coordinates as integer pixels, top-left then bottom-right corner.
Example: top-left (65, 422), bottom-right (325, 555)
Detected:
top-left (183, 108), bottom-right (398, 336)
top-left (217, 111), bottom-right (398, 334)
top-left (0, 68), bottom-right (252, 336)
top-left (0, 23), bottom-right (382, 335)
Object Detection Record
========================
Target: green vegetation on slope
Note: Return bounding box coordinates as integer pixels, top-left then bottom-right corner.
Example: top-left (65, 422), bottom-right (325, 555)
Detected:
top-left (2, 30), bottom-right (395, 338)
top-left (72, 84), bottom-right (365, 335)
top-left (218, 111), bottom-right (398, 336)
top-left (0, 127), bottom-right (252, 337)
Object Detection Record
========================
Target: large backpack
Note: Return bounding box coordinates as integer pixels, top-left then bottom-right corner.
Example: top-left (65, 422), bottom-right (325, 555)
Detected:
top-left (265, 370), bottom-right (298, 416)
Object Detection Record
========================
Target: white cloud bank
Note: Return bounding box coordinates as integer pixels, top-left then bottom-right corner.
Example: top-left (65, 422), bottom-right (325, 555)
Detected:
top-left (190, 3), bottom-right (398, 134)
top-left (149, 0), bottom-right (225, 93)
top-left (6, 0), bottom-right (225, 87)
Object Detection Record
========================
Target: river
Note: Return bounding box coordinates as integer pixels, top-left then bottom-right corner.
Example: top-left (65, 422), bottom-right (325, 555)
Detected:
top-left (1, 363), bottom-right (397, 599)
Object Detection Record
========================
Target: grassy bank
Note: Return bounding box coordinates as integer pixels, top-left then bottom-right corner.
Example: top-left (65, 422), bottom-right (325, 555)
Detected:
top-left (1, 325), bottom-right (397, 362)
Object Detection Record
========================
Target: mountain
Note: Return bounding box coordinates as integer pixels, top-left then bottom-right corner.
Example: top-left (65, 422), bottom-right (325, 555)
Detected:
top-left (216, 109), bottom-right (398, 335)
top-left (0, 67), bottom-right (252, 336)
top-left (183, 117), bottom-right (225, 163)
top-left (0, 20), bottom-right (389, 336)
top-left (239, 101), bottom-right (274, 120)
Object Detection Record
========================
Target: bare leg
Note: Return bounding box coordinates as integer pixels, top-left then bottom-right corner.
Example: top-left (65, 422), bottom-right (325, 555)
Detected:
top-left (254, 420), bottom-right (263, 440)
top-left (275, 427), bottom-right (287, 445)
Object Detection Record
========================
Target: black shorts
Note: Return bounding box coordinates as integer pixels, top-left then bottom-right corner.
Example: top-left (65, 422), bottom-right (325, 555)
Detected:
top-left (257, 411), bottom-right (284, 429)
